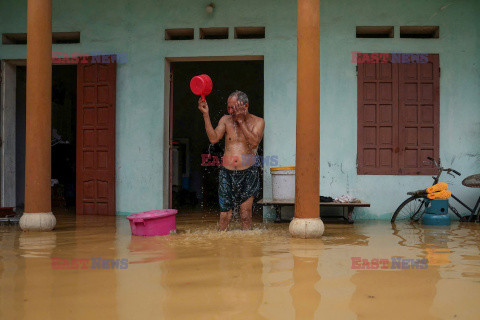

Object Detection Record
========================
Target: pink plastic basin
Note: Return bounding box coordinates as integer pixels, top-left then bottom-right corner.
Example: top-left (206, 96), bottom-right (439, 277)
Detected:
top-left (127, 209), bottom-right (177, 236)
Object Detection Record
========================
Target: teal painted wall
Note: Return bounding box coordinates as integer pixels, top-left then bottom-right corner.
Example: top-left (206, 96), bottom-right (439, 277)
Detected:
top-left (1, 0), bottom-right (479, 219)
top-left (320, 0), bottom-right (480, 219)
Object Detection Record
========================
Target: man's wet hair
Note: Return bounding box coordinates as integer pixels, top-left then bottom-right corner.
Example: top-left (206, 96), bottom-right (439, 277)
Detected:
top-left (229, 90), bottom-right (249, 105)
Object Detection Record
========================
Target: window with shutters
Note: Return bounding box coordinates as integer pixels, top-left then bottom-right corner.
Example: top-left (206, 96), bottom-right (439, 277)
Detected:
top-left (357, 54), bottom-right (439, 175)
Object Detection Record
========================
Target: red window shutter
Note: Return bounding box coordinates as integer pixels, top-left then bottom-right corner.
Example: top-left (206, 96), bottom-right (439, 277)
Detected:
top-left (398, 54), bottom-right (439, 175)
top-left (357, 60), bottom-right (399, 174)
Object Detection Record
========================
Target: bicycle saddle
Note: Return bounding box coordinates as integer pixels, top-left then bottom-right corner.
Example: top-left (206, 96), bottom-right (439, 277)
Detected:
top-left (462, 174), bottom-right (480, 188)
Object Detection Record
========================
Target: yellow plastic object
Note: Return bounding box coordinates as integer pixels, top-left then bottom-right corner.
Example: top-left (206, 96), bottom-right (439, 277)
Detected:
top-left (270, 166), bottom-right (295, 171)
top-left (427, 190), bottom-right (452, 199)
top-left (426, 182), bottom-right (448, 194)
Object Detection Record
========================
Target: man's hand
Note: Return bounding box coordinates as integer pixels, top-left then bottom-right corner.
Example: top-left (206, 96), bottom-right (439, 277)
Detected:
top-left (233, 101), bottom-right (247, 123)
top-left (198, 98), bottom-right (209, 115)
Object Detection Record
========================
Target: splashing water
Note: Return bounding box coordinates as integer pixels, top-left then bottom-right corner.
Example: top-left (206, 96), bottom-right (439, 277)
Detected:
top-left (233, 121), bottom-right (238, 137)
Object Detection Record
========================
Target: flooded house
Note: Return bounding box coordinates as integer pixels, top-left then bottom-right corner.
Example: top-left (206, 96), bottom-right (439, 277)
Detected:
top-left (1, 0), bottom-right (480, 319)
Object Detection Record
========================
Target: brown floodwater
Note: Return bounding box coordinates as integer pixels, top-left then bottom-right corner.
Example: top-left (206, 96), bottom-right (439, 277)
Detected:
top-left (1, 210), bottom-right (480, 319)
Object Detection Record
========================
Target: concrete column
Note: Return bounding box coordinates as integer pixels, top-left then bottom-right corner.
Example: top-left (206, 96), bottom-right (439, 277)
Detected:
top-left (19, 0), bottom-right (56, 231)
top-left (289, 0), bottom-right (324, 238)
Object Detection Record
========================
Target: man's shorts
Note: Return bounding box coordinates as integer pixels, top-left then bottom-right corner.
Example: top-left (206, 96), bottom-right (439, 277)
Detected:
top-left (218, 166), bottom-right (260, 212)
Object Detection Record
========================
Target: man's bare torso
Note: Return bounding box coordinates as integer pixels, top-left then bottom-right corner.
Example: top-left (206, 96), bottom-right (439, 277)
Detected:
top-left (223, 114), bottom-right (262, 170)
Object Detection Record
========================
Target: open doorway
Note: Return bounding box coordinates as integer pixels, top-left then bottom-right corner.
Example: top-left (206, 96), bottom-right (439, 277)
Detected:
top-left (15, 65), bottom-right (77, 212)
top-left (169, 60), bottom-right (264, 216)
top-left (3, 58), bottom-right (116, 216)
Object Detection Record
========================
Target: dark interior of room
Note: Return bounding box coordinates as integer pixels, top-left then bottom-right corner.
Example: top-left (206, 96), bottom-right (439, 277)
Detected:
top-left (16, 65), bottom-right (77, 210)
top-left (171, 60), bottom-right (264, 214)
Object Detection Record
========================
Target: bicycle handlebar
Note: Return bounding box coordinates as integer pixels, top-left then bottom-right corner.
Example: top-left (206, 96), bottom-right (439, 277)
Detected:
top-left (451, 169), bottom-right (461, 176)
top-left (426, 157), bottom-right (461, 176)
top-left (426, 157), bottom-right (440, 169)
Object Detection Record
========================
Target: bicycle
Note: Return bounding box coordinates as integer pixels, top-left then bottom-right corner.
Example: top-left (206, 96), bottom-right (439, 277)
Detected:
top-left (391, 157), bottom-right (480, 223)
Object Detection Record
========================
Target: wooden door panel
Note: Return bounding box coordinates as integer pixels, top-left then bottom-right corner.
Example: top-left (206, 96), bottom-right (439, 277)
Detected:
top-left (77, 57), bottom-right (116, 215)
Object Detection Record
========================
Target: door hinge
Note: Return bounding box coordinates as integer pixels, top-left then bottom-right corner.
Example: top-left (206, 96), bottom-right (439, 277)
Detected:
top-left (439, 67), bottom-right (441, 77)
top-left (355, 65), bottom-right (358, 76)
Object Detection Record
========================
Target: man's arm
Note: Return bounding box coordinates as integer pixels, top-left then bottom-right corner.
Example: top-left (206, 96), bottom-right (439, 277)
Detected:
top-left (198, 98), bottom-right (226, 144)
top-left (238, 118), bottom-right (265, 149)
top-left (203, 114), bottom-right (227, 144)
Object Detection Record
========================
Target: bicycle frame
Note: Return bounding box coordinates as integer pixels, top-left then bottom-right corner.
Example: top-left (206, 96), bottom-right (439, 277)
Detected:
top-left (450, 193), bottom-right (480, 220)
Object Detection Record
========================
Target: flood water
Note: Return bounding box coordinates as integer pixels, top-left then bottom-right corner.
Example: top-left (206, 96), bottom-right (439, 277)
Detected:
top-left (1, 211), bottom-right (480, 319)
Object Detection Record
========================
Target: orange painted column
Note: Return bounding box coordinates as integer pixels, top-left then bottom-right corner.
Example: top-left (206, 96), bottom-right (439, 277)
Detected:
top-left (20, 0), bottom-right (56, 231)
top-left (290, 0), bottom-right (323, 237)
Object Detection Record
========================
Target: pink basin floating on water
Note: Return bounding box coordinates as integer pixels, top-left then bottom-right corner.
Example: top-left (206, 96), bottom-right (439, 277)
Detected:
top-left (127, 209), bottom-right (177, 236)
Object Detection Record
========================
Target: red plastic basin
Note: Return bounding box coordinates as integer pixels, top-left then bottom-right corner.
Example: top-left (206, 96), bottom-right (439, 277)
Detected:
top-left (190, 74), bottom-right (213, 99)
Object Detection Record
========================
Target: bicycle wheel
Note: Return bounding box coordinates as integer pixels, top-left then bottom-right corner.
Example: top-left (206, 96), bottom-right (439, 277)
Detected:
top-left (391, 196), bottom-right (428, 223)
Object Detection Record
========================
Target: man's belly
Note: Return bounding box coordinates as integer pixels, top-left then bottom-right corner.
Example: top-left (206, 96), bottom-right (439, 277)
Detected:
top-left (223, 152), bottom-right (257, 170)
top-left (223, 140), bottom-right (258, 170)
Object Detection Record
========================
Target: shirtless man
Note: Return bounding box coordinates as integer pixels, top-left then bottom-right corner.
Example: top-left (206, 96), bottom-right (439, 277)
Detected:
top-left (199, 91), bottom-right (265, 231)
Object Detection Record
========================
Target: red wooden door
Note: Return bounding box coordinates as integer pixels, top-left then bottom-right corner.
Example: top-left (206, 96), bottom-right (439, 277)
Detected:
top-left (76, 57), bottom-right (116, 215)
